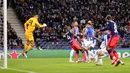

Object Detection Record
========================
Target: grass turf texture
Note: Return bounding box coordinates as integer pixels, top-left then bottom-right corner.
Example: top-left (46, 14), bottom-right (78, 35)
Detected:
top-left (0, 58), bottom-right (130, 73)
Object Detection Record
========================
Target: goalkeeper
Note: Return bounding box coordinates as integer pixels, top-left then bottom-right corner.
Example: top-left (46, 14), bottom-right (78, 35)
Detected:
top-left (22, 15), bottom-right (47, 58)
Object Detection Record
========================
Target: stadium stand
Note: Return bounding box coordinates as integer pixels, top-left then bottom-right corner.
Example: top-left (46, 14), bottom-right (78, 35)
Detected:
top-left (0, 0), bottom-right (3, 50)
top-left (9, 0), bottom-right (130, 49)
top-left (7, 22), bottom-right (23, 49)
top-left (0, 12), bottom-right (3, 49)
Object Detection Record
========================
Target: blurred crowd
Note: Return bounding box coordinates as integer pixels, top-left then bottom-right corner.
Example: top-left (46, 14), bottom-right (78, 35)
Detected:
top-left (0, 12), bottom-right (3, 48)
top-left (0, 0), bottom-right (23, 49)
top-left (8, 0), bottom-right (130, 48)
top-left (0, 0), bottom-right (3, 49)
top-left (7, 22), bottom-right (23, 49)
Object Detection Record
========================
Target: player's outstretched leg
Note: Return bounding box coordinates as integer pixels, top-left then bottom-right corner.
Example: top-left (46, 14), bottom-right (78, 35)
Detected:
top-left (85, 50), bottom-right (88, 62)
top-left (75, 50), bottom-right (79, 63)
top-left (107, 49), bottom-right (121, 66)
top-left (22, 41), bottom-right (34, 58)
top-left (96, 57), bottom-right (103, 66)
top-left (69, 49), bottom-right (75, 62)
top-left (107, 49), bottom-right (116, 65)
top-left (96, 49), bottom-right (104, 66)
top-left (82, 51), bottom-right (87, 63)
top-left (87, 50), bottom-right (91, 62)
top-left (79, 48), bottom-right (87, 63)
top-left (22, 43), bottom-right (28, 58)
top-left (113, 50), bottom-right (121, 66)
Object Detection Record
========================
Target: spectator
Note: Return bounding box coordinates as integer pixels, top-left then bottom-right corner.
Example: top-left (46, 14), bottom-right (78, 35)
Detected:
top-left (16, 37), bottom-right (23, 48)
top-left (10, 0), bottom-right (130, 48)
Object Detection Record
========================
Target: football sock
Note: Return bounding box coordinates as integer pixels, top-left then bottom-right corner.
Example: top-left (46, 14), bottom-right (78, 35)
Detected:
top-left (95, 54), bottom-right (98, 62)
top-left (82, 52), bottom-right (87, 61)
top-left (87, 50), bottom-right (91, 62)
top-left (113, 50), bottom-right (119, 59)
top-left (98, 58), bottom-right (103, 65)
top-left (107, 49), bottom-right (115, 60)
top-left (75, 51), bottom-right (79, 61)
top-left (69, 49), bottom-right (74, 61)
top-left (76, 53), bottom-right (79, 61)
top-left (85, 51), bottom-right (88, 62)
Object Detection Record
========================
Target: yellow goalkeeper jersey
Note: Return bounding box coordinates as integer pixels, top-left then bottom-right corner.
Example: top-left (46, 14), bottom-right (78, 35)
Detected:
top-left (24, 17), bottom-right (44, 33)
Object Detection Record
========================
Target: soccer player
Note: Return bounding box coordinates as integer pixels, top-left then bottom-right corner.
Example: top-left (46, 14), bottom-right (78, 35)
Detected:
top-left (68, 21), bottom-right (87, 63)
top-left (22, 15), bottom-right (47, 58)
top-left (65, 26), bottom-right (75, 62)
top-left (82, 21), bottom-right (96, 62)
top-left (96, 32), bottom-right (124, 66)
top-left (96, 32), bottom-right (110, 65)
top-left (97, 15), bottom-right (122, 66)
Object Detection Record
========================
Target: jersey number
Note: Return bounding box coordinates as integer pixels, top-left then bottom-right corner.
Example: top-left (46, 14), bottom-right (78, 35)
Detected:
top-left (114, 23), bottom-right (118, 33)
top-left (29, 20), bottom-right (33, 25)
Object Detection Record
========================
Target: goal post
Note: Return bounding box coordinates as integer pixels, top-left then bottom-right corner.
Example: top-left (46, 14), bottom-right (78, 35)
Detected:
top-left (3, 0), bottom-right (7, 69)
top-left (0, 0), bottom-right (7, 69)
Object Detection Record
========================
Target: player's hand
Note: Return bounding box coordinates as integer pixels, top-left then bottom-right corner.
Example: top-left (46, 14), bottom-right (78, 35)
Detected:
top-left (43, 23), bottom-right (47, 27)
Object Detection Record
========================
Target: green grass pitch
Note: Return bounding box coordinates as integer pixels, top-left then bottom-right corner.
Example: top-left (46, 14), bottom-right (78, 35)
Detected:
top-left (0, 58), bottom-right (130, 73)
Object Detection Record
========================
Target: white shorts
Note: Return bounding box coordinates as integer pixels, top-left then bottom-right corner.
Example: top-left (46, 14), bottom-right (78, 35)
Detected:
top-left (81, 38), bottom-right (96, 50)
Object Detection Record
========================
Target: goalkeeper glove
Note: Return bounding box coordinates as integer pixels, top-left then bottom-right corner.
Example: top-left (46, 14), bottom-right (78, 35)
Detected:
top-left (43, 23), bottom-right (47, 27)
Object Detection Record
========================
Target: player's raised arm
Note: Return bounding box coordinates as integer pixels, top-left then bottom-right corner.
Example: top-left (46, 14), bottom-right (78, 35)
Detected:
top-left (33, 15), bottom-right (47, 28)
top-left (36, 21), bottom-right (47, 28)
top-left (96, 23), bottom-right (109, 33)
top-left (100, 23), bottom-right (109, 31)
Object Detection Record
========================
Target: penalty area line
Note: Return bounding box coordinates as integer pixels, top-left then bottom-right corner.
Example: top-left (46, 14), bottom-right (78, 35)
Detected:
top-left (0, 67), bottom-right (36, 73)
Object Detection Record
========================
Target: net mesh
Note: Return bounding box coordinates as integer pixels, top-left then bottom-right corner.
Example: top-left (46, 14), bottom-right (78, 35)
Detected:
top-left (0, 0), bottom-right (3, 67)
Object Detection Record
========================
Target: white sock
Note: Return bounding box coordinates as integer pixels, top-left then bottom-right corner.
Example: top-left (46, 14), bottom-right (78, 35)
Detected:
top-left (94, 54), bottom-right (98, 62)
top-left (98, 58), bottom-right (103, 65)
top-left (96, 49), bottom-right (101, 62)
top-left (87, 50), bottom-right (91, 62)
top-left (69, 49), bottom-right (74, 61)
top-left (84, 51), bottom-right (88, 62)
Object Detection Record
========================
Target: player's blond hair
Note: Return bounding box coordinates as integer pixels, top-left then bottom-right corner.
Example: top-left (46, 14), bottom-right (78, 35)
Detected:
top-left (87, 20), bottom-right (92, 25)
top-left (72, 20), bottom-right (78, 26)
top-left (105, 15), bottom-right (113, 20)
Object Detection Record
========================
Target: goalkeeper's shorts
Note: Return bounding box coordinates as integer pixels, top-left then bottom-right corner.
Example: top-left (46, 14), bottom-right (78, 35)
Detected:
top-left (25, 32), bottom-right (34, 42)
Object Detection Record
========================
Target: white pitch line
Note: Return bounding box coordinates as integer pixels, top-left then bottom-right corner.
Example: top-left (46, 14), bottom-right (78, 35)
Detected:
top-left (3, 68), bottom-right (36, 73)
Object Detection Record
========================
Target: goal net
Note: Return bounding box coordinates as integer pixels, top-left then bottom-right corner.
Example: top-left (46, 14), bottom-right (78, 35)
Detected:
top-left (0, 0), bottom-right (7, 69)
